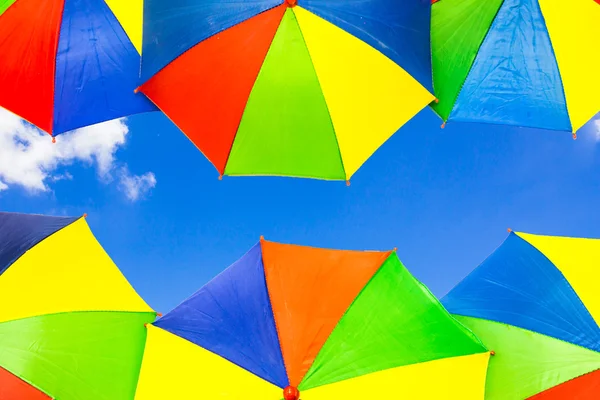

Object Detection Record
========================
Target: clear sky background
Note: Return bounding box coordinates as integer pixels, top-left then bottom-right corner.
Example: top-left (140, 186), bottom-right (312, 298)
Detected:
top-left (0, 107), bottom-right (599, 314)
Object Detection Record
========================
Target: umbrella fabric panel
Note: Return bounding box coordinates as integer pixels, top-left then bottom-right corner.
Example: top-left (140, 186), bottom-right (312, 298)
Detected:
top-left (261, 239), bottom-right (391, 387)
top-left (537, 0), bottom-right (600, 132)
top-left (0, 311), bottom-right (155, 400)
top-left (0, 0), bottom-right (64, 133)
top-left (140, 0), bottom-right (282, 81)
top-left (517, 232), bottom-right (600, 326)
top-left (454, 316), bottom-right (600, 400)
top-left (225, 8), bottom-right (345, 180)
top-left (53, 0), bottom-right (156, 135)
top-left (0, 218), bottom-right (153, 324)
top-left (135, 325), bottom-right (281, 399)
top-left (105, 0), bottom-right (144, 52)
top-left (529, 369), bottom-right (600, 400)
top-left (295, 7), bottom-right (435, 179)
top-left (0, 212), bottom-right (77, 276)
top-left (449, 0), bottom-right (570, 131)
top-left (430, 0), bottom-right (504, 120)
top-left (0, 367), bottom-right (50, 400)
top-left (139, 5), bottom-right (286, 174)
top-left (300, 254), bottom-right (488, 390)
top-left (301, 353), bottom-right (489, 399)
top-left (442, 232), bottom-right (600, 352)
top-left (154, 243), bottom-right (288, 388)
top-left (301, 0), bottom-right (433, 92)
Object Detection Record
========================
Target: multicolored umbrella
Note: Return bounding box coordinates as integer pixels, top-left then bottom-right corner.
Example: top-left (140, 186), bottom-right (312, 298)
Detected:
top-left (134, 238), bottom-right (490, 399)
top-left (443, 231), bottom-right (600, 399)
top-left (138, 0), bottom-right (435, 182)
top-left (0, 212), bottom-right (157, 400)
top-left (431, 0), bottom-right (600, 135)
top-left (0, 0), bottom-right (156, 138)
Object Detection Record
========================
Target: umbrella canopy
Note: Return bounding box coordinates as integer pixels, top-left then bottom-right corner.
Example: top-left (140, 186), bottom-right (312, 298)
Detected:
top-left (442, 231), bottom-right (600, 399)
top-left (431, 0), bottom-right (600, 134)
top-left (0, 212), bottom-right (157, 400)
top-left (134, 238), bottom-right (490, 399)
top-left (138, 0), bottom-right (435, 182)
top-left (0, 0), bottom-right (157, 137)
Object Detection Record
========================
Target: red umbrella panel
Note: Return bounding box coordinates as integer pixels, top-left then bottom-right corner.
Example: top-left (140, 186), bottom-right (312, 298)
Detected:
top-left (0, 367), bottom-right (50, 400)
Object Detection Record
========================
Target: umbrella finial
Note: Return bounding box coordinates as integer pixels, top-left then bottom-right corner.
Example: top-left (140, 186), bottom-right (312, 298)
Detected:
top-left (441, 122), bottom-right (446, 129)
top-left (507, 228), bottom-right (512, 233)
top-left (490, 350), bottom-right (496, 356)
top-left (285, 0), bottom-right (297, 7)
top-left (572, 132), bottom-right (577, 140)
top-left (52, 136), bottom-right (56, 144)
top-left (346, 180), bottom-right (351, 187)
top-left (283, 386), bottom-right (300, 400)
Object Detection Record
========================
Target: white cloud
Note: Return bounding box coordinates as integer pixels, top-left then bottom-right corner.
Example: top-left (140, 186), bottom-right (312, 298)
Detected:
top-left (118, 167), bottom-right (157, 201)
top-left (0, 108), bottom-right (155, 200)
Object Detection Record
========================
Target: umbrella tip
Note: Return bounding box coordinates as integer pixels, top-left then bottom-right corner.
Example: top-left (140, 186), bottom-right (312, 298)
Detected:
top-left (572, 132), bottom-right (577, 140)
top-left (83, 213), bottom-right (88, 218)
top-left (156, 312), bottom-right (163, 317)
top-left (507, 228), bottom-right (512, 233)
top-left (441, 122), bottom-right (446, 129)
top-left (393, 247), bottom-right (398, 252)
top-left (283, 386), bottom-right (300, 400)
top-left (134, 87), bottom-right (139, 94)
top-left (490, 350), bottom-right (496, 356)
top-left (260, 235), bottom-right (265, 241)
top-left (434, 98), bottom-right (439, 104)
top-left (285, 0), bottom-right (297, 7)
top-left (144, 323), bottom-right (149, 328)
top-left (218, 175), bottom-right (223, 181)
top-left (346, 180), bottom-right (351, 186)
top-left (52, 136), bottom-right (56, 144)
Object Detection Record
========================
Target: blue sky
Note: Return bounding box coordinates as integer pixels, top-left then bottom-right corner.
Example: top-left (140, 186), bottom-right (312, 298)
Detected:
top-left (0, 108), bottom-right (599, 314)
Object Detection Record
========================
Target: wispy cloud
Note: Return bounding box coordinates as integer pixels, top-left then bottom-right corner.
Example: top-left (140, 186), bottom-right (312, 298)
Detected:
top-left (594, 118), bottom-right (600, 142)
top-left (118, 167), bottom-right (157, 201)
top-left (0, 108), bottom-right (156, 200)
